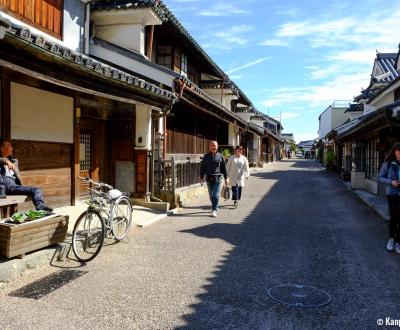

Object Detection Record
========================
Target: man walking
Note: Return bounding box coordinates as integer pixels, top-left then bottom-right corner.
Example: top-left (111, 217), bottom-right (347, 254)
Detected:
top-left (200, 141), bottom-right (228, 218)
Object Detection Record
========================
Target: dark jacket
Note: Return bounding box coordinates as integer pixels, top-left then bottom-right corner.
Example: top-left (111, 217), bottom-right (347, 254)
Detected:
top-left (378, 161), bottom-right (400, 195)
top-left (0, 156), bottom-right (22, 185)
top-left (200, 152), bottom-right (228, 180)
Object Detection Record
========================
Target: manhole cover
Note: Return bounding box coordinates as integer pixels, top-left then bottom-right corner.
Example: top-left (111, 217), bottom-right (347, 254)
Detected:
top-left (267, 284), bottom-right (331, 307)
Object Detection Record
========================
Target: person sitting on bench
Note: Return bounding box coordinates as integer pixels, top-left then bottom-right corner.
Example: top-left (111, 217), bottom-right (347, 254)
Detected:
top-left (0, 139), bottom-right (52, 212)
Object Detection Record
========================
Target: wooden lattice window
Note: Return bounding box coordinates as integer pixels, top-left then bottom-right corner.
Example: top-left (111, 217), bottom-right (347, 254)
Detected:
top-left (0, 0), bottom-right (63, 39)
top-left (80, 133), bottom-right (91, 171)
top-left (156, 45), bottom-right (172, 69)
top-left (366, 138), bottom-right (380, 179)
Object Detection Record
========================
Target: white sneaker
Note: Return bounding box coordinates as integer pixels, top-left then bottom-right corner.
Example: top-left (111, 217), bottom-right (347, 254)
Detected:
top-left (396, 243), bottom-right (400, 254)
top-left (211, 211), bottom-right (217, 218)
top-left (387, 238), bottom-right (395, 251)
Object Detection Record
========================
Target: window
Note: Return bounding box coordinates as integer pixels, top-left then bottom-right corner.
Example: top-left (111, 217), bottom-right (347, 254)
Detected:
top-left (156, 45), bottom-right (172, 69)
top-left (80, 133), bottom-right (91, 171)
top-left (181, 53), bottom-right (188, 77)
top-left (174, 48), bottom-right (181, 73)
top-left (188, 65), bottom-right (197, 83)
top-left (366, 138), bottom-right (379, 179)
top-left (0, 0), bottom-right (63, 39)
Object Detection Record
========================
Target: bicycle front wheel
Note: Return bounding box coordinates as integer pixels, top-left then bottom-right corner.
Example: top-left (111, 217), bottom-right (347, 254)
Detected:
top-left (110, 196), bottom-right (133, 241)
top-left (72, 210), bottom-right (105, 262)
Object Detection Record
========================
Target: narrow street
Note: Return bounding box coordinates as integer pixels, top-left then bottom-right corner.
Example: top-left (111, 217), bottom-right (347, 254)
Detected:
top-left (0, 159), bottom-right (398, 330)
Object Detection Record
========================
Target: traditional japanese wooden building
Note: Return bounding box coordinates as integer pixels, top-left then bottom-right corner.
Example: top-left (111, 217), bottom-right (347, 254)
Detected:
top-left (329, 50), bottom-right (400, 195)
top-left (0, 2), bottom-right (176, 208)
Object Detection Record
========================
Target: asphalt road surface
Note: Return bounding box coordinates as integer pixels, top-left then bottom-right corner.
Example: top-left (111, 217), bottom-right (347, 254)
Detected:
top-left (0, 159), bottom-right (399, 330)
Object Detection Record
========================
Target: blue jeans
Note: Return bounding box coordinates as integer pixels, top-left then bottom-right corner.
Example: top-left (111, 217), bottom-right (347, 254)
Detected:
top-left (206, 176), bottom-right (223, 212)
top-left (4, 177), bottom-right (45, 210)
top-left (231, 185), bottom-right (242, 201)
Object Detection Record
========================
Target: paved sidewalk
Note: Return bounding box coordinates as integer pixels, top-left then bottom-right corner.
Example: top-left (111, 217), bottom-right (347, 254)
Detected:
top-left (343, 182), bottom-right (389, 221)
top-left (0, 202), bottom-right (168, 283)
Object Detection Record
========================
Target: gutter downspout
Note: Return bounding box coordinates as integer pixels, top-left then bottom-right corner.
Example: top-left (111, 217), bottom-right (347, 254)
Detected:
top-left (147, 0), bottom-right (159, 61)
top-left (84, 3), bottom-right (90, 54)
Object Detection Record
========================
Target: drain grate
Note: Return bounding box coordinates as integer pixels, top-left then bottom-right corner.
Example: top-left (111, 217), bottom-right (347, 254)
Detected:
top-left (267, 284), bottom-right (331, 307)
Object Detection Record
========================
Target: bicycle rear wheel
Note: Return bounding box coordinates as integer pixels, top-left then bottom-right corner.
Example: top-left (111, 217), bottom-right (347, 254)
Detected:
top-left (110, 196), bottom-right (133, 241)
top-left (72, 210), bottom-right (105, 262)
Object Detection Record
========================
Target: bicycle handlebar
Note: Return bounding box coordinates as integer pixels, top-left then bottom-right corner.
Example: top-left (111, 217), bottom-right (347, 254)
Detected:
top-left (77, 177), bottom-right (113, 190)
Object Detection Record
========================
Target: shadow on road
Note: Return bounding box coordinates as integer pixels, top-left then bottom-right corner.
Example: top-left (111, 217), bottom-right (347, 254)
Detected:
top-left (174, 160), bottom-right (400, 329)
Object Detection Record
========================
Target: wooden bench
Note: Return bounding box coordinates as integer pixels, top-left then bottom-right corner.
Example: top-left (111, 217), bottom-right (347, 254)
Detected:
top-left (0, 195), bottom-right (29, 219)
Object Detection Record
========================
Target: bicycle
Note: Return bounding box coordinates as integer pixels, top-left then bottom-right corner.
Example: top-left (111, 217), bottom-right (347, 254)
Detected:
top-left (71, 177), bottom-right (133, 262)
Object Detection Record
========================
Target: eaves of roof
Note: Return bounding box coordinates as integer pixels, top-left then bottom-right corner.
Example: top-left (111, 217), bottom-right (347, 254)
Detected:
top-left (367, 75), bottom-right (400, 105)
top-left (178, 77), bottom-right (251, 128)
top-left (335, 102), bottom-right (400, 140)
top-left (91, 36), bottom-right (181, 79)
top-left (0, 16), bottom-right (176, 103)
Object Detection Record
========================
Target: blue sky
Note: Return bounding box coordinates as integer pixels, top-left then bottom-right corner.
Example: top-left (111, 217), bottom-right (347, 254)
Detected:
top-left (163, 0), bottom-right (400, 142)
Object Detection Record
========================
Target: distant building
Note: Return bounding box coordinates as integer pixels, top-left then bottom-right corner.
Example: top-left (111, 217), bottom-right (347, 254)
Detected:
top-left (318, 100), bottom-right (353, 140)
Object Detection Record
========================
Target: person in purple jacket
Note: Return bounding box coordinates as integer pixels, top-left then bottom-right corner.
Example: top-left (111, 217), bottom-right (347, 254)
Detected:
top-left (378, 143), bottom-right (400, 253)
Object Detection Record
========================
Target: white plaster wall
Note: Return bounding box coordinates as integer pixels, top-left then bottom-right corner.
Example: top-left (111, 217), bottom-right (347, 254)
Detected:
top-left (96, 24), bottom-right (144, 55)
top-left (370, 91), bottom-right (394, 110)
top-left (331, 107), bottom-right (348, 130)
top-left (349, 112), bottom-right (363, 121)
top-left (203, 89), bottom-right (224, 105)
top-left (90, 43), bottom-right (175, 87)
top-left (363, 103), bottom-right (376, 114)
top-left (228, 123), bottom-right (240, 146)
top-left (318, 107), bottom-right (332, 139)
top-left (135, 104), bottom-right (152, 150)
top-left (10, 83), bottom-right (73, 143)
top-left (224, 94), bottom-right (238, 112)
top-left (237, 112), bottom-right (252, 123)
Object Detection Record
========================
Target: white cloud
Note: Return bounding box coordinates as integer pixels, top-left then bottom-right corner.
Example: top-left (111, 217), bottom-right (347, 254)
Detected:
top-left (258, 39), bottom-right (289, 47)
top-left (213, 25), bottom-right (254, 46)
top-left (227, 57), bottom-right (272, 74)
top-left (259, 5), bottom-right (400, 112)
top-left (198, 3), bottom-right (250, 17)
top-left (281, 112), bottom-right (300, 120)
top-left (275, 7), bottom-right (302, 18)
top-left (261, 70), bottom-right (370, 109)
top-left (229, 74), bottom-right (243, 80)
top-left (203, 24), bottom-right (255, 51)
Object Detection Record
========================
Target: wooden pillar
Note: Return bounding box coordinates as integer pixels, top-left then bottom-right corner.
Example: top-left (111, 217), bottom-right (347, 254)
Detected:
top-left (134, 150), bottom-right (148, 196)
top-left (72, 96), bottom-right (81, 205)
top-left (1, 78), bottom-right (11, 140)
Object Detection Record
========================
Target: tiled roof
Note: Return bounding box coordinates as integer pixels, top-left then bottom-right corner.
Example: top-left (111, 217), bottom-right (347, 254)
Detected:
top-left (0, 16), bottom-right (175, 102)
top-left (345, 103), bottom-right (364, 113)
top-left (178, 77), bottom-right (251, 128)
top-left (199, 80), bottom-right (238, 92)
top-left (355, 53), bottom-right (400, 102)
top-left (91, 0), bottom-right (164, 16)
top-left (335, 100), bottom-right (400, 139)
top-left (374, 53), bottom-right (399, 83)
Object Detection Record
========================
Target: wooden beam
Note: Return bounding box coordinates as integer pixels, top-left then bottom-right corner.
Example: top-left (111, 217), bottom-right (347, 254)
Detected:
top-left (72, 96), bottom-right (80, 205)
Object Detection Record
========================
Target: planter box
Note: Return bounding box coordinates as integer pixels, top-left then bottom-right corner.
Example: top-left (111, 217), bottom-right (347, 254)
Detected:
top-left (0, 215), bottom-right (69, 258)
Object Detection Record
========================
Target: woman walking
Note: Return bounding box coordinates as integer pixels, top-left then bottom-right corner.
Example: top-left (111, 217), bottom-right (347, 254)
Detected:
top-left (226, 146), bottom-right (250, 208)
top-left (378, 143), bottom-right (400, 253)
